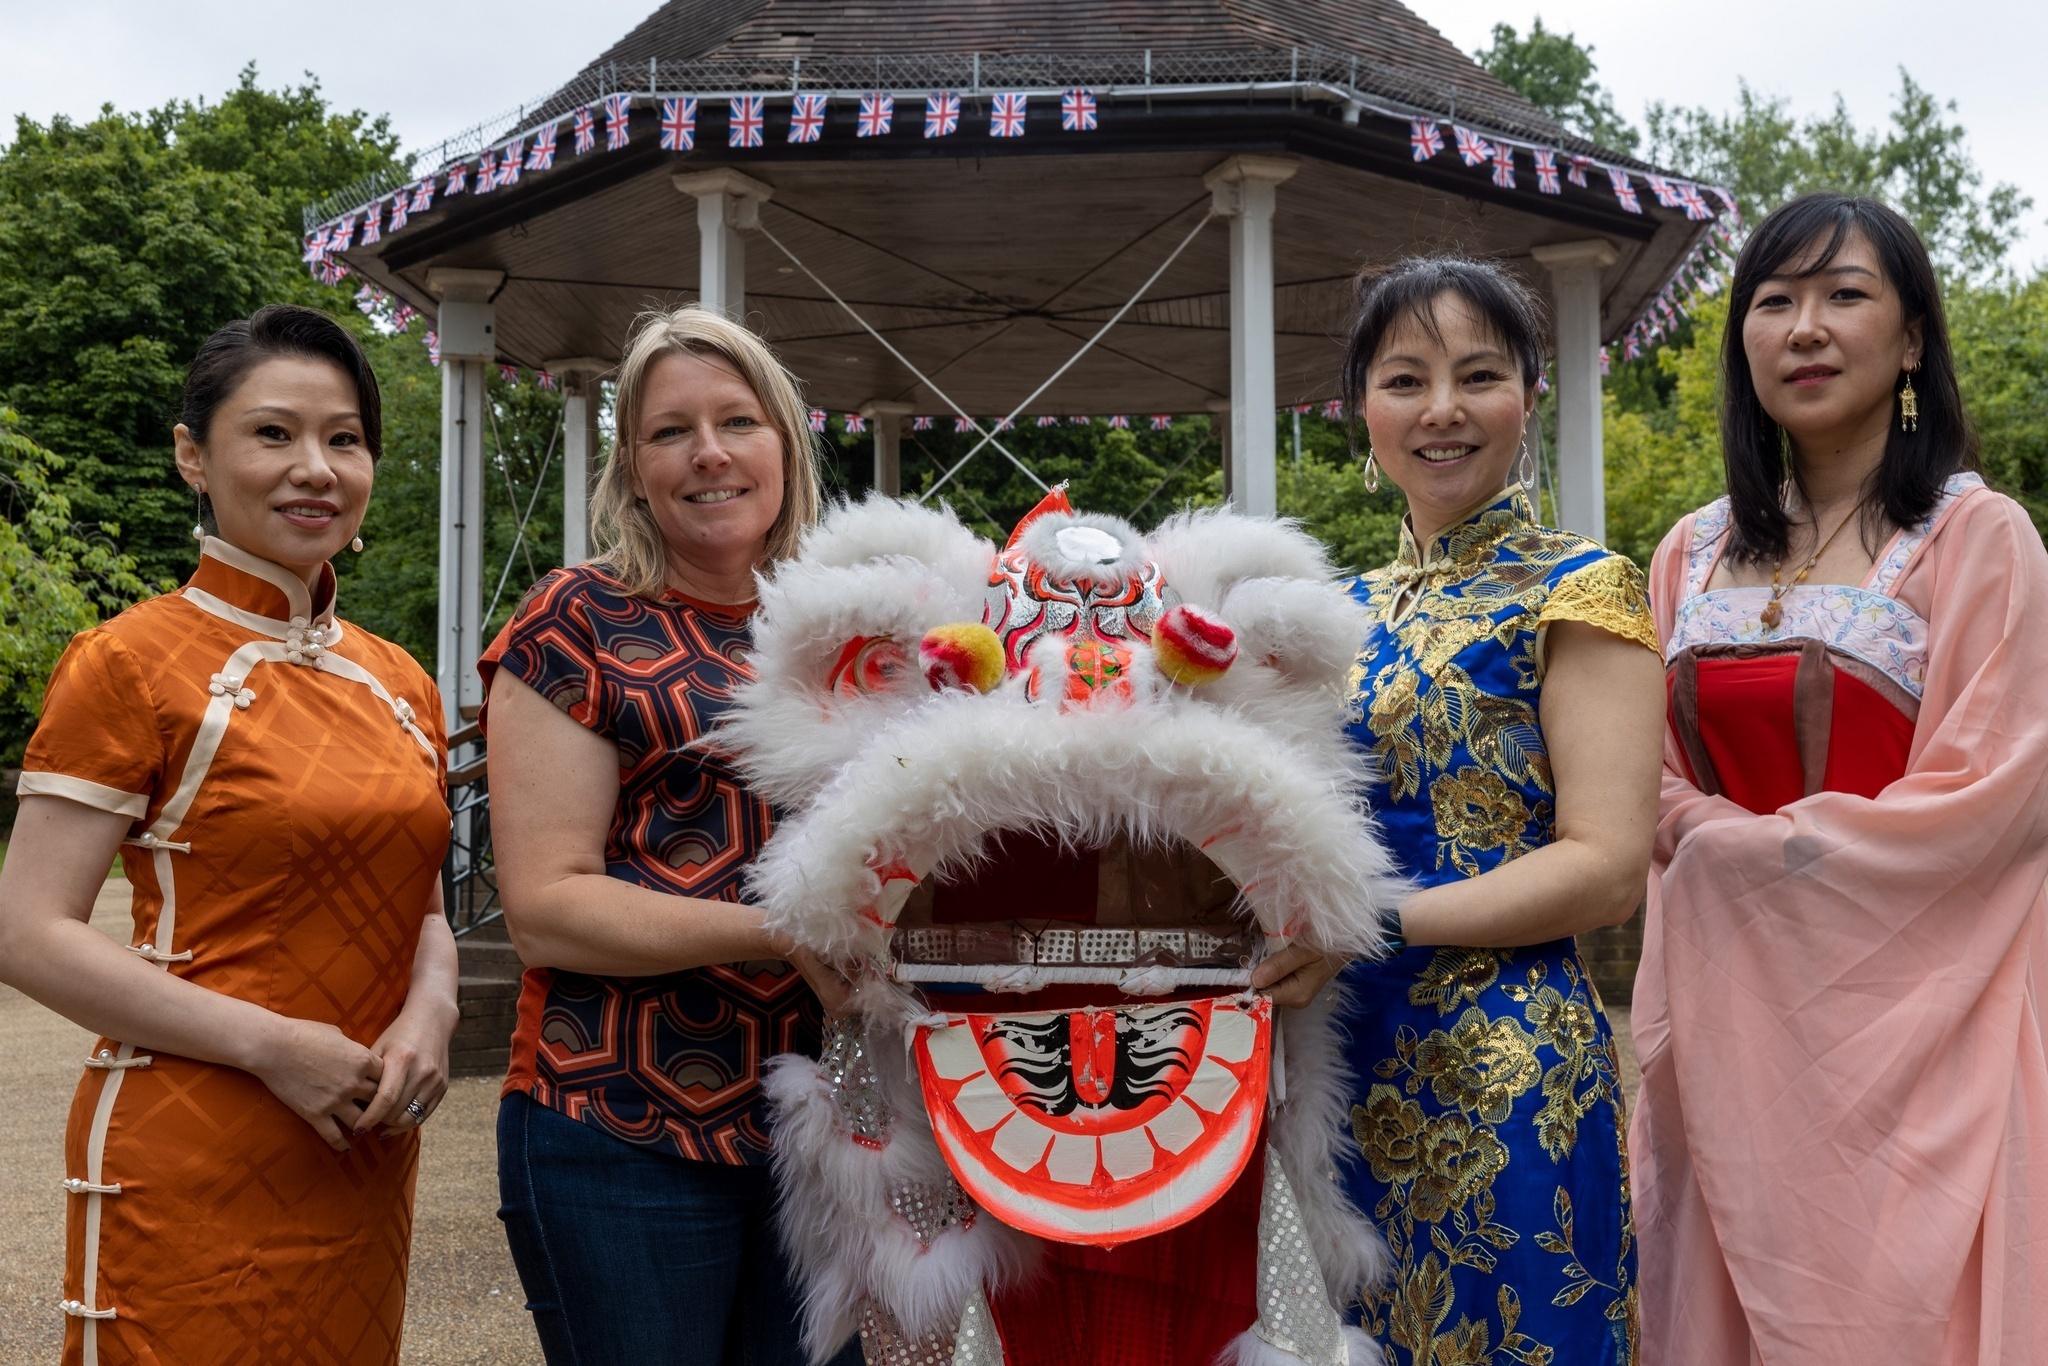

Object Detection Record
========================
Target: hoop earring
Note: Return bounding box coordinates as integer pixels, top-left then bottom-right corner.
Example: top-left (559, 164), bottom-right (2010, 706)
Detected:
top-left (1362, 450), bottom-right (1381, 493)
top-left (1899, 367), bottom-right (1919, 433)
top-left (1516, 440), bottom-right (1536, 489)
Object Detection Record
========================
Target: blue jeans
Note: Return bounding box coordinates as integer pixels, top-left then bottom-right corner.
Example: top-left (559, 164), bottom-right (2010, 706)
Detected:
top-left (497, 1091), bottom-right (862, 1365)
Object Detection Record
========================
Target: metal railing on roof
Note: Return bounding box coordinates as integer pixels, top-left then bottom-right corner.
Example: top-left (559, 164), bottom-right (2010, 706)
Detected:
top-left (302, 42), bottom-right (1604, 229)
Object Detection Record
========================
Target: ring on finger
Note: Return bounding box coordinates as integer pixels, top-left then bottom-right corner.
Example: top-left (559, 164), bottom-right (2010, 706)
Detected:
top-left (405, 1097), bottom-right (428, 1124)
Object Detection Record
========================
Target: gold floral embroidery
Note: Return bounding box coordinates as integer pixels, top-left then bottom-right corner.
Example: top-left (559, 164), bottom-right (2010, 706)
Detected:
top-left (1408, 948), bottom-right (1505, 1015)
top-left (1538, 555), bottom-right (1659, 658)
top-left (1429, 767), bottom-right (1544, 878)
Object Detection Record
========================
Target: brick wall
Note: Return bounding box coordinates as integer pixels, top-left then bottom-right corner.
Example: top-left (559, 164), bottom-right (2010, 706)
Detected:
top-left (1580, 908), bottom-right (1644, 1008)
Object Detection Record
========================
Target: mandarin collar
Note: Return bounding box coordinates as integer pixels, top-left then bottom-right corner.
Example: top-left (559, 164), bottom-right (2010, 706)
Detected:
top-left (183, 537), bottom-right (341, 641)
top-left (1394, 485), bottom-right (1533, 572)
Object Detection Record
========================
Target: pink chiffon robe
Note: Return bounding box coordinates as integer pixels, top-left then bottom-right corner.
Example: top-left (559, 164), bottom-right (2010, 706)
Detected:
top-left (1632, 472), bottom-right (2048, 1364)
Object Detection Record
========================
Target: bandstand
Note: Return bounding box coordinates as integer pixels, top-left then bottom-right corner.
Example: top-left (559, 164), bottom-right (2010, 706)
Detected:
top-left (305, 0), bottom-right (1731, 730)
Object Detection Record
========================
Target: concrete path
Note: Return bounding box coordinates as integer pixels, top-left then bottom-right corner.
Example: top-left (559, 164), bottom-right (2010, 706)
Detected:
top-left (0, 881), bottom-right (1640, 1362)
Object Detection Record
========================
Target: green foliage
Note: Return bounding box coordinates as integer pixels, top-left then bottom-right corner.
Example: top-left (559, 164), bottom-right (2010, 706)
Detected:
top-left (1601, 298), bottom-right (1731, 568)
top-left (1475, 19), bottom-right (1639, 153)
top-left (0, 68), bottom-right (406, 590)
top-left (1644, 71), bottom-right (2032, 281)
top-left (1949, 276), bottom-right (2048, 535)
top-left (0, 409), bottom-right (148, 763)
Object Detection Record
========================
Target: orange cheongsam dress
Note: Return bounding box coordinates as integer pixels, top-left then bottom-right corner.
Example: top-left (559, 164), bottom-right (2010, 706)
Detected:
top-left (18, 538), bottom-right (450, 1365)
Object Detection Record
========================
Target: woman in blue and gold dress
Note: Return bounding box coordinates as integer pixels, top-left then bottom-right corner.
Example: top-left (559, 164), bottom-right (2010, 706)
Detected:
top-left (1256, 257), bottom-right (1664, 1364)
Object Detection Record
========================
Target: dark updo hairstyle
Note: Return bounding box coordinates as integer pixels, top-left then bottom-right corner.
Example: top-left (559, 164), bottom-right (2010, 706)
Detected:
top-left (1340, 255), bottom-right (1549, 455)
top-left (1721, 193), bottom-right (1975, 562)
top-left (182, 305), bottom-right (383, 531)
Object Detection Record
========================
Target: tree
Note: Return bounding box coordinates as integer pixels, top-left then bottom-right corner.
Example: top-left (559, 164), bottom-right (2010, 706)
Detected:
top-left (0, 69), bottom-right (405, 589)
top-left (0, 409), bottom-right (148, 763)
top-left (1476, 20), bottom-right (1639, 153)
top-left (1644, 71), bottom-right (2031, 280)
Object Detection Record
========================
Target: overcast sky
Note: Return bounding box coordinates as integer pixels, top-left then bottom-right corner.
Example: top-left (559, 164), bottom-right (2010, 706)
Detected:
top-left (6, 0), bottom-right (2045, 269)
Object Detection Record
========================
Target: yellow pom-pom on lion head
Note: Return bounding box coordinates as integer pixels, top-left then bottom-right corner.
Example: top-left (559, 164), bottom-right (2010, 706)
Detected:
top-left (919, 622), bottom-right (1005, 694)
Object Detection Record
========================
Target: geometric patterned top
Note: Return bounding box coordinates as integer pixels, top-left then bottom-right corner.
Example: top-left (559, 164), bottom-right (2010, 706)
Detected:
top-left (480, 564), bottom-right (823, 1165)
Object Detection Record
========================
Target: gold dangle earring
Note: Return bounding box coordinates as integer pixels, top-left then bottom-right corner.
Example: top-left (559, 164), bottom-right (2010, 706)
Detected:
top-left (1362, 450), bottom-right (1381, 493)
top-left (1899, 366), bottom-right (1919, 433)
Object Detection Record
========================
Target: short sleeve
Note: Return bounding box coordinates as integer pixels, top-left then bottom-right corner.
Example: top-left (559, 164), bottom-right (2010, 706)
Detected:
top-left (477, 569), bottom-right (607, 738)
top-left (18, 629), bottom-right (165, 819)
top-left (1537, 553), bottom-right (1660, 656)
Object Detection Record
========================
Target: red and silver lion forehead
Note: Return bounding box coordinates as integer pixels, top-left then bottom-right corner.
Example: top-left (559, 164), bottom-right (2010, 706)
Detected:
top-left (982, 486), bottom-right (1172, 675)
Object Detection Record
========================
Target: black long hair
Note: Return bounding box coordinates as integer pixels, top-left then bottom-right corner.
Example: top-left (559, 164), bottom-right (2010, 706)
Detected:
top-left (1720, 193), bottom-right (1974, 562)
top-left (1340, 255), bottom-right (1548, 456)
top-left (182, 305), bottom-right (383, 532)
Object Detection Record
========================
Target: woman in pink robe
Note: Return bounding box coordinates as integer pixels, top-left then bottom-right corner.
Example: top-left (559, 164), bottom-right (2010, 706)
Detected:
top-left (1633, 192), bottom-right (2048, 1364)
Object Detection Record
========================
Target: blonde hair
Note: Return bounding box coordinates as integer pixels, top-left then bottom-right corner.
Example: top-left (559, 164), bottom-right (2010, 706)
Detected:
top-left (590, 306), bottom-right (823, 597)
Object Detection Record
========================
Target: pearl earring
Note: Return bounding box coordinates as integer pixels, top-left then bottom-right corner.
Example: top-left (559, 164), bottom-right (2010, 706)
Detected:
top-left (350, 535), bottom-right (366, 553)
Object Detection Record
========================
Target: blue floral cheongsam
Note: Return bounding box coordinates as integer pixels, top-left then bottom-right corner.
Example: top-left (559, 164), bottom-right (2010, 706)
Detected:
top-left (1338, 487), bottom-right (1657, 1366)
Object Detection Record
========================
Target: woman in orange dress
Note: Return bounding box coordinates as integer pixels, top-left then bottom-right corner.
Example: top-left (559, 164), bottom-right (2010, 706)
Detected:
top-left (0, 305), bottom-right (457, 1364)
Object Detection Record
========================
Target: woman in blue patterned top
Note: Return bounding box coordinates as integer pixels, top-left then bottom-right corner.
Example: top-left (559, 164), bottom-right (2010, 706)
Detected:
top-left (1255, 257), bottom-right (1664, 1364)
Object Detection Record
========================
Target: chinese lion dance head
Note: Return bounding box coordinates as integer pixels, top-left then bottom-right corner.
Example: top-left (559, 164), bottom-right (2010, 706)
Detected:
top-left (720, 487), bottom-right (1402, 1366)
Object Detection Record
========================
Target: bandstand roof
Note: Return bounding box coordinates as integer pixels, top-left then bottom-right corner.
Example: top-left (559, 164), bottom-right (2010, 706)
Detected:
top-left (311, 0), bottom-right (1732, 416)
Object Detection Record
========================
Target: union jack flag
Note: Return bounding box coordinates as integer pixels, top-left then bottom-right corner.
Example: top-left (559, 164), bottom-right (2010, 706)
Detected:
top-left (789, 93), bottom-right (826, 142)
top-left (857, 93), bottom-right (892, 137)
top-left (995, 418), bottom-right (1015, 432)
top-left (330, 214), bottom-right (356, 252)
top-left (1710, 187), bottom-right (1740, 223)
top-left (392, 305), bottom-right (418, 333)
top-left (1036, 415), bottom-right (1060, 427)
top-left (844, 413), bottom-right (867, 433)
top-left (410, 178), bottom-right (435, 214)
top-left (1453, 126), bottom-right (1491, 166)
top-left (498, 365), bottom-right (521, 384)
top-left (528, 122), bottom-right (558, 171)
top-left (1490, 142), bottom-right (1515, 190)
top-left (1599, 346), bottom-right (1611, 376)
top-left (1567, 155), bottom-right (1593, 189)
top-left (1533, 148), bottom-right (1561, 195)
top-left (606, 95), bottom-right (631, 150)
top-left (1536, 372), bottom-right (1551, 395)
top-left (807, 409), bottom-right (827, 433)
top-left (1678, 182), bottom-right (1712, 221)
top-left (729, 96), bottom-right (764, 148)
top-left (1106, 414), bottom-right (1129, 429)
top-left (303, 228), bottom-right (328, 265)
top-left (1068, 415), bottom-right (1090, 426)
top-left (1645, 174), bottom-right (1682, 209)
top-left (425, 330), bottom-right (441, 364)
top-left (445, 163), bottom-right (469, 196)
top-left (990, 92), bottom-right (1027, 138)
top-left (953, 416), bottom-right (975, 433)
top-left (537, 371), bottom-right (558, 392)
top-left (1290, 404), bottom-right (1312, 415)
top-left (497, 140), bottom-right (523, 186)
top-left (911, 415), bottom-right (934, 431)
top-left (320, 259), bottom-right (349, 286)
top-left (1322, 399), bottom-right (1345, 419)
top-left (1149, 414), bottom-right (1172, 430)
top-left (573, 106), bottom-right (596, 154)
top-left (661, 98), bottom-right (697, 151)
top-left (1061, 88), bottom-right (1097, 132)
top-left (1409, 118), bottom-right (1443, 162)
top-left (388, 192), bottom-right (409, 232)
top-left (354, 284), bottom-right (381, 313)
top-left (475, 150), bottom-right (496, 194)
top-left (1608, 167), bottom-right (1641, 214)
top-left (924, 92), bottom-right (960, 139)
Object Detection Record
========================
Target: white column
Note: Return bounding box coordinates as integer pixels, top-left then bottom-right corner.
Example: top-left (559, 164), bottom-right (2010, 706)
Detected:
top-left (428, 267), bottom-right (503, 730)
top-left (672, 169), bottom-right (774, 321)
top-left (860, 400), bottom-right (913, 496)
top-left (1206, 398), bottom-right (1232, 501)
top-left (1204, 155), bottom-right (1297, 518)
top-left (546, 357), bottom-right (611, 564)
top-left (1532, 240), bottom-right (1619, 542)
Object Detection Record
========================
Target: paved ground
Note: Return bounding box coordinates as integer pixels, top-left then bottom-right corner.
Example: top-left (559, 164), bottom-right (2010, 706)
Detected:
top-left (0, 881), bottom-right (1639, 1363)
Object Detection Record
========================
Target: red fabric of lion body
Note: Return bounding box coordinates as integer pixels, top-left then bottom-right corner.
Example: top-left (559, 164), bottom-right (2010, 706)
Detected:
top-left (986, 1131), bottom-right (1263, 1365)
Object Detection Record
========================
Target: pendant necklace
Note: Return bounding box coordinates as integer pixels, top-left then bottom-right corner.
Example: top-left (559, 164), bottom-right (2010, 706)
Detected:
top-left (1761, 507), bottom-right (1859, 630)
